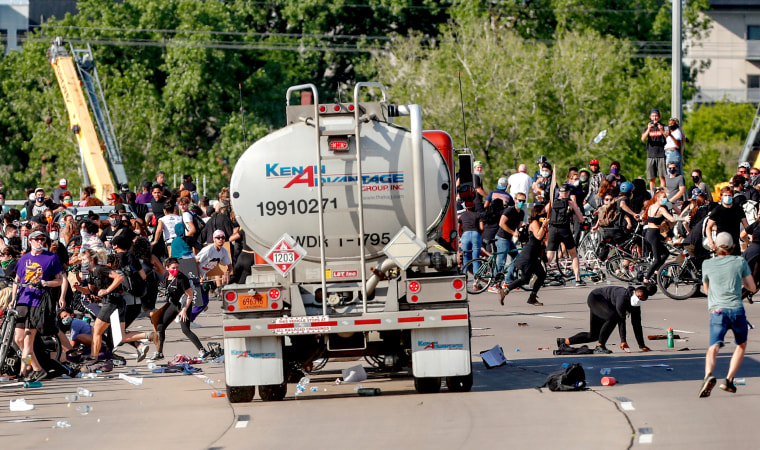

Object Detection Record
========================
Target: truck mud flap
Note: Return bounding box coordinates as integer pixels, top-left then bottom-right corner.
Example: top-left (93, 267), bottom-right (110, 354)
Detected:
top-left (411, 327), bottom-right (471, 378)
top-left (224, 336), bottom-right (284, 386)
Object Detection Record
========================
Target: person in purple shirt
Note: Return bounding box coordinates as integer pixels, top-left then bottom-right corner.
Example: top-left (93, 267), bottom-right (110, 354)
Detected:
top-left (135, 181), bottom-right (154, 204)
top-left (11, 230), bottom-right (65, 382)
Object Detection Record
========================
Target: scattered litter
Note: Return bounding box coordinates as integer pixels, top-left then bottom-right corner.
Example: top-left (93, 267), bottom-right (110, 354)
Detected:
top-left (76, 405), bottom-right (92, 415)
top-left (235, 420), bottom-right (248, 428)
top-left (677, 348), bottom-right (690, 351)
top-left (9, 398), bottom-right (35, 412)
top-left (169, 354), bottom-right (203, 365)
top-left (212, 355), bottom-right (225, 363)
top-left (666, 368), bottom-right (674, 372)
top-left (52, 420), bottom-right (71, 429)
top-left (310, 386), bottom-right (318, 392)
top-left (212, 391), bottom-right (226, 398)
top-left (537, 347), bottom-right (551, 350)
top-left (64, 394), bottom-right (78, 402)
top-left (601, 376), bottom-right (617, 386)
top-left (620, 401), bottom-right (635, 411)
top-left (648, 334), bottom-right (681, 340)
top-left (357, 388), bottom-right (381, 396)
top-left (204, 378), bottom-right (215, 385)
top-left (554, 326), bottom-right (562, 329)
top-left (0, 381), bottom-right (42, 389)
top-left (480, 345), bottom-right (507, 369)
top-left (129, 369), bottom-right (139, 375)
top-left (341, 365), bottom-right (367, 383)
top-left (296, 377), bottom-right (310, 395)
top-left (514, 348), bottom-right (520, 352)
top-left (79, 373), bottom-right (98, 379)
top-left (76, 387), bottom-right (94, 397)
top-left (600, 368), bottom-right (612, 375)
top-left (735, 378), bottom-right (746, 386)
top-left (118, 373), bottom-right (143, 386)
top-left (0, 376), bottom-right (8, 382)
top-left (147, 363), bottom-right (157, 370)
top-left (334, 378), bottom-right (342, 385)
top-left (517, 323), bottom-right (528, 327)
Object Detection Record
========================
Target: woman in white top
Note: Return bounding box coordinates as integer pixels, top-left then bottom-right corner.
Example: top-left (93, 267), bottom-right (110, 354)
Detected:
top-left (664, 117), bottom-right (685, 175)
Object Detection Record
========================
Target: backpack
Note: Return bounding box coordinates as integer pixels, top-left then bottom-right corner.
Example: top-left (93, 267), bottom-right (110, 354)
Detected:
top-left (120, 265), bottom-right (147, 298)
top-left (597, 196), bottom-right (623, 227)
top-left (550, 198), bottom-right (570, 226)
top-left (540, 363), bottom-right (587, 391)
top-left (31, 289), bottom-right (58, 336)
top-left (183, 212), bottom-right (205, 251)
top-left (743, 199), bottom-right (758, 226)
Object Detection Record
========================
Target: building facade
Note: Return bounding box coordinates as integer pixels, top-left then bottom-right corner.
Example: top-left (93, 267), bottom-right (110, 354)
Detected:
top-left (0, 0), bottom-right (78, 53)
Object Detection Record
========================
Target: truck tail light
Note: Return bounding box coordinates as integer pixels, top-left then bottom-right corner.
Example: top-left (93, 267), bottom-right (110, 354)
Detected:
top-left (225, 291), bottom-right (237, 302)
top-left (328, 137), bottom-right (349, 151)
top-left (452, 278), bottom-right (464, 291)
top-left (408, 281), bottom-right (421, 293)
top-left (269, 289), bottom-right (280, 299)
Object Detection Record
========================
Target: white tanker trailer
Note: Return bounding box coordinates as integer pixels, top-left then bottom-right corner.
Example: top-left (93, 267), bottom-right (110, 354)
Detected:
top-left (221, 83), bottom-right (472, 402)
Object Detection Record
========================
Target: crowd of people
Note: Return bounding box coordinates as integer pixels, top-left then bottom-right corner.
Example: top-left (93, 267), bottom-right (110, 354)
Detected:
top-left (0, 171), bottom-right (249, 381)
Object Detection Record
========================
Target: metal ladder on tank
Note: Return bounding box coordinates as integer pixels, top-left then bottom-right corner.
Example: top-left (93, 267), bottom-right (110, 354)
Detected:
top-left (288, 83), bottom-right (386, 316)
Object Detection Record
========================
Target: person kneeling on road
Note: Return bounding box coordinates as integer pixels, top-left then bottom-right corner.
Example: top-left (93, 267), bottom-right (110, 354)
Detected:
top-left (557, 285), bottom-right (651, 354)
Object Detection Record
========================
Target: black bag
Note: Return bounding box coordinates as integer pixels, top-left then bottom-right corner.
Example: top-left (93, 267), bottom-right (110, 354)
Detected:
top-left (121, 264), bottom-right (147, 297)
top-left (550, 198), bottom-right (570, 226)
top-left (31, 289), bottom-right (58, 336)
top-left (183, 212), bottom-right (205, 251)
top-left (541, 363), bottom-right (586, 391)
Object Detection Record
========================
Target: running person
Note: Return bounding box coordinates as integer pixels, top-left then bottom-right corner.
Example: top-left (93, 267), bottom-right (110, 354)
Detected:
top-left (641, 188), bottom-right (686, 284)
top-left (499, 205), bottom-right (548, 306)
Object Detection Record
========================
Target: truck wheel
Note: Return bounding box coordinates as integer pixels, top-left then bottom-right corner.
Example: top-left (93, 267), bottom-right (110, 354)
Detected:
top-left (258, 382), bottom-right (287, 401)
top-left (414, 376), bottom-right (441, 394)
top-left (446, 373), bottom-right (473, 392)
top-left (227, 385), bottom-right (255, 403)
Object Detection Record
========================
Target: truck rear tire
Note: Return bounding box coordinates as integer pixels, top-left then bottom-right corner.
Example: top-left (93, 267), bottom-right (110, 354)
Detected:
top-left (227, 385), bottom-right (255, 403)
top-left (258, 382), bottom-right (287, 401)
top-left (414, 376), bottom-right (441, 394)
top-left (446, 373), bottom-right (473, 392)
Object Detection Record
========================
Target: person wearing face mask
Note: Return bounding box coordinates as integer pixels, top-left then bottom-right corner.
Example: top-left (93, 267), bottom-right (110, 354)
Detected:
top-left (680, 191), bottom-right (714, 269)
top-left (663, 118), bottom-right (684, 175)
top-left (706, 187), bottom-right (750, 256)
top-left (494, 193), bottom-right (527, 288)
top-left (687, 169), bottom-right (711, 201)
top-left (531, 162), bottom-right (554, 206)
top-left (699, 232), bottom-right (756, 397)
top-left (24, 188), bottom-right (64, 223)
top-left (664, 162), bottom-right (686, 211)
top-left (10, 230), bottom-right (65, 381)
top-left (557, 285), bottom-right (651, 354)
top-left (58, 307), bottom-right (93, 354)
top-left (734, 173), bottom-right (760, 203)
top-left (642, 108), bottom-right (667, 190)
top-left (578, 168), bottom-right (591, 205)
top-left (641, 189), bottom-right (686, 284)
top-left (499, 205), bottom-right (549, 306)
top-left (0, 246), bottom-right (19, 280)
top-left (0, 191), bottom-right (9, 215)
top-left (472, 161), bottom-right (487, 213)
top-left (587, 159), bottom-right (606, 199)
top-left (605, 161), bottom-right (627, 190)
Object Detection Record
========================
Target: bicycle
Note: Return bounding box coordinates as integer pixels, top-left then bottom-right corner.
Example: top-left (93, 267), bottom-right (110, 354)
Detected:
top-left (656, 244), bottom-right (706, 300)
top-left (461, 248), bottom-right (520, 294)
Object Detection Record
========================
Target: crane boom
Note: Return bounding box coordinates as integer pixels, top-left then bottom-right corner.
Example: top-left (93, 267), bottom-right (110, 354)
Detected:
top-left (47, 37), bottom-right (120, 200)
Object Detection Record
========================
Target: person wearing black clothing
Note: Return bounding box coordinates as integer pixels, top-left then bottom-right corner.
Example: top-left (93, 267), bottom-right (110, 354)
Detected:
top-left (499, 205), bottom-right (548, 306)
top-left (641, 189), bottom-right (684, 283)
top-left (558, 286), bottom-right (651, 354)
top-left (681, 191), bottom-right (713, 269)
top-left (200, 207), bottom-right (235, 244)
top-left (25, 188), bottom-right (64, 221)
top-left (149, 258), bottom-right (205, 361)
top-left (630, 178), bottom-right (651, 214)
top-left (458, 201), bottom-right (484, 278)
top-left (150, 185), bottom-right (168, 220)
top-left (544, 185), bottom-right (585, 286)
top-left (496, 193), bottom-right (526, 274)
top-left (642, 108), bottom-right (667, 190)
top-left (480, 198), bottom-right (504, 258)
top-left (126, 192), bottom-right (149, 223)
top-left (706, 187), bottom-right (749, 256)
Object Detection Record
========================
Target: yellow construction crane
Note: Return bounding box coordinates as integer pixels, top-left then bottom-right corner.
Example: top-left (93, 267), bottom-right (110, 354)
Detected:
top-left (47, 37), bottom-right (127, 200)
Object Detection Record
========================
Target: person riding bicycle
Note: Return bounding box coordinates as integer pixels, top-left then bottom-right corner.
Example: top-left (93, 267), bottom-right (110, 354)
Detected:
top-left (499, 205), bottom-right (549, 306)
top-left (594, 181), bottom-right (640, 260)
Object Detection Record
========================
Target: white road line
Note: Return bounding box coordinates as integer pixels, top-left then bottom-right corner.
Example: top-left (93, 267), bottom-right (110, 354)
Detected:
top-left (639, 433), bottom-right (653, 444)
top-left (537, 315), bottom-right (565, 319)
top-left (235, 421), bottom-right (249, 428)
top-left (620, 402), bottom-right (635, 411)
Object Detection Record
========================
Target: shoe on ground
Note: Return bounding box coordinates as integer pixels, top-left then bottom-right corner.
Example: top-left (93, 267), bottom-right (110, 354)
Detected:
top-left (199, 349), bottom-right (210, 359)
top-left (487, 285), bottom-right (501, 294)
top-left (148, 352), bottom-right (164, 362)
top-left (593, 345), bottom-right (613, 354)
top-left (575, 279), bottom-right (586, 287)
top-left (699, 375), bottom-right (717, 398)
top-left (720, 378), bottom-right (736, 394)
top-left (29, 369), bottom-right (48, 382)
top-left (526, 294), bottom-right (543, 306)
top-left (136, 344), bottom-right (149, 363)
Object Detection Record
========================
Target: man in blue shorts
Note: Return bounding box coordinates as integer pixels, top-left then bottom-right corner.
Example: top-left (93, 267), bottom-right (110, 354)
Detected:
top-left (699, 232), bottom-right (756, 397)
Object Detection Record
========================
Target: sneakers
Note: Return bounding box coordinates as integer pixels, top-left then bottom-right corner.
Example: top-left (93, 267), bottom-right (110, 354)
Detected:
top-left (499, 288), bottom-right (510, 305)
top-left (720, 378), bottom-right (737, 394)
top-left (526, 294), bottom-right (543, 306)
top-left (487, 285), bottom-right (501, 294)
top-left (199, 349), bottom-right (210, 359)
top-left (699, 375), bottom-right (717, 398)
top-left (593, 345), bottom-right (613, 354)
top-left (148, 352), bottom-right (164, 361)
top-left (136, 343), bottom-right (149, 363)
top-left (557, 338), bottom-right (567, 348)
top-left (575, 279), bottom-right (586, 287)
top-left (26, 369), bottom-right (47, 382)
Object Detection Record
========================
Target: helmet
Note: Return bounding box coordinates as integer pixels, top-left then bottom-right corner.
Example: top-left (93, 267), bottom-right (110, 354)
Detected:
top-left (739, 161), bottom-right (751, 169)
top-left (536, 155), bottom-right (548, 165)
top-left (620, 181), bottom-right (634, 193)
top-left (589, 159), bottom-right (600, 165)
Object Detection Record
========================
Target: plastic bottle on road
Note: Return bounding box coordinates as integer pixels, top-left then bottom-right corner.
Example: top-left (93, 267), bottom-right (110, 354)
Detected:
top-left (204, 378), bottom-right (214, 385)
top-left (76, 405), bottom-right (92, 415)
top-left (64, 394), bottom-right (79, 402)
top-left (147, 363), bottom-right (157, 370)
top-left (53, 420), bottom-right (71, 428)
top-left (667, 328), bottom-right (674, 348)
top-left (296, 377), bottom-right (310, 394)
top-left (600, 368), bottom-right (612, 375)
top-left (76, 387), bottom-right (94, 397)
top-left (734, 378), bottom-right (746, 386)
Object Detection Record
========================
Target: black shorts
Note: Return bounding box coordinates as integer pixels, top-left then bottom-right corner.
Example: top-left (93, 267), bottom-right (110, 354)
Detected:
top-left (14, 304), bottom-right (31, 329)
top-left (97, 298), bottom-right (126, 323)
top-left (546, 226), bottom-right (576, 251)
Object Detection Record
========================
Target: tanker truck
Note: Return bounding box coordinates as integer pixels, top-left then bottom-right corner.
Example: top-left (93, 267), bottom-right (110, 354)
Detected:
top-left (221, 83), bottom-right (472, 402)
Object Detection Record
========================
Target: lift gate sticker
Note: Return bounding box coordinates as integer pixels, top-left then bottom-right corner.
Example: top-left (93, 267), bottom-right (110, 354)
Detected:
top-left (265, 234), bottom-right (306, 277)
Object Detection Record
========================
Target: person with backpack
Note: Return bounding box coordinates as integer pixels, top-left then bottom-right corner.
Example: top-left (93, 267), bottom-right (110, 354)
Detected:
top-left (499, 205), bottom-right (549, 306)
top-left (178, 196), bottom-right (204, 252)
top-left (557, 285), bottom-right (651, 354)
top-left (544, 184), bottom-right (585, 286)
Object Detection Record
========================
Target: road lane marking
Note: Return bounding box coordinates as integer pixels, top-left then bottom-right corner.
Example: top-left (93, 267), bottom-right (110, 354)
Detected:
top-left (537, 315), bottom-right (565, 319)
top-left (621, 402), bottom-right (635, 411)
top-left (236, 415), bottom-right (250, 429)
top-left (638, 428), bottom-right (653, 444)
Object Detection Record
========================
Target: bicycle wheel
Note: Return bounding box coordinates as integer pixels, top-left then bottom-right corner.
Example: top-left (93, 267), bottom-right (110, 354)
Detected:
top-left (657, 262), bottom-right (699, 300)
top-left (578, 231), bottom-right (600, 259)
top-left (0, 312), bottom-right (16, 373)
top-left (461, 258), bottom-right (493, 294)
top-left (605, 256), bottom-right (637, 282)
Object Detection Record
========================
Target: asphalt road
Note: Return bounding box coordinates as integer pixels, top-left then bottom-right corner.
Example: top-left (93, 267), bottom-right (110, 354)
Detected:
top-left (2, 282), bottom-right (760, 449)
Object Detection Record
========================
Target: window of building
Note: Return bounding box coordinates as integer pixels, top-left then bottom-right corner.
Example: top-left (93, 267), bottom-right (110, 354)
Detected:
top-left (749, 75), bottom-right (760, 89)
top-left (749, 26), bottom-right (760, 40)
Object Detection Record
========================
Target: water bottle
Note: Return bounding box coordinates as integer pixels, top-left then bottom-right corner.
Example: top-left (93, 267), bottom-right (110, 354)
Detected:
top-left (296, 376), bottom-right (310, 394)
top-left (734, 378), bottom-right (746, 386)
top-left (76, 405), bottom-right (92, 415)
top-left (600, 368), bottom-right (612, 375)
top-left (64, 394), bottom-right (79, 402)
top-left (53, 420), bottom-right (71, 428)
top-left (113, 359), bottom-right (125, 366)
top-left (21, 355), bottom-right (31, 366)
top-left (667, 328), bottom-right (674, 348)
top-left (147, 363), bottom-right (157, 370)
top-left (357, 387), bottom-right (382, 396)
top-left (76, 387), bottom-right (94, 397)
top-left (80, 373), bottom-right (97, 379)
top-left (204, 378), bottom-right (215, 385)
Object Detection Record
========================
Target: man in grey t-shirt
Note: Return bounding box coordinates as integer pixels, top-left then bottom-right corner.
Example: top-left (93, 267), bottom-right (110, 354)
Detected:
top-left (698, 232), bottom-right (756, 398)
top-left (664, 161), bottom-right (685, 209)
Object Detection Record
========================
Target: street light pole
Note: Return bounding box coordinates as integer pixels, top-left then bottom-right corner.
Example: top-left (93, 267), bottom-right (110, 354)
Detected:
top-left (672, 0), bottom-right (683, 165)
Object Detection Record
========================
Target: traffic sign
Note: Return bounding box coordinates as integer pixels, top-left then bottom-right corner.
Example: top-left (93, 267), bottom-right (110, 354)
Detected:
top-left (265, 234), bottom-right (307, 277)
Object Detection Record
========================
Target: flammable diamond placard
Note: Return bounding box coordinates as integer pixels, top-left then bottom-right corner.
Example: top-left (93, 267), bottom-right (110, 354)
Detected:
top-left (265, 234), bottom-right (307, 277)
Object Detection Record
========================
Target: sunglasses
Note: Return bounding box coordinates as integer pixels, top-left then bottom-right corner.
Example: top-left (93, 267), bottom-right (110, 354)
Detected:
top-left (29, 237), bottom-right (46, 242)
top-left (214, 236), bottom-right (225, 240)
